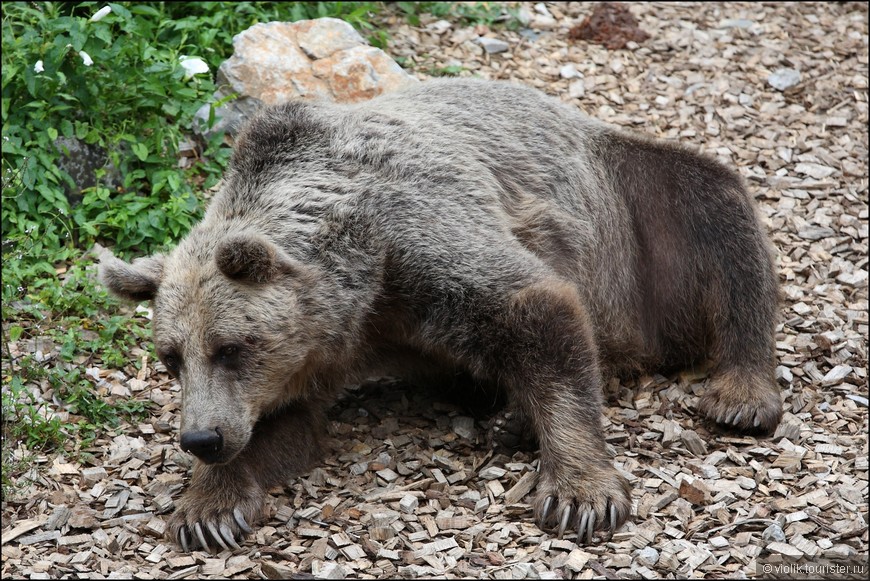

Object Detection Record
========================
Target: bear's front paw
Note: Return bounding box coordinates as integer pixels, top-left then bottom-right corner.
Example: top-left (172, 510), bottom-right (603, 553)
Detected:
top-left (698, 372), bottom-right (782, 434)
top-left (168, 483), bottom-right (265, 552)
top-left (533, 465), bottom-right (632, 545)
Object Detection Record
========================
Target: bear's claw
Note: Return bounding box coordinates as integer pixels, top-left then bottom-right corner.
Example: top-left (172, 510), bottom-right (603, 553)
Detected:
top-left (207, 522), bottom-right (229, 551)
top-left (541, 500), bottom-right (617, 544)
top-left (168, 485), bottom-right (262, 552)
top-left (222, 524), bottom-right (242, 550)
top-left (176, 517), bottom-right (246, 552)
top-left (698, 373), bottom-right (782, 434)
top-left (234, 508), bottom-right (253, 534)
top-left (193, 522), bottom-right (209, 551)
top-left (533, 468), bottom-right (631, 545)
top-left (179, 527), bottom-right (189, 553)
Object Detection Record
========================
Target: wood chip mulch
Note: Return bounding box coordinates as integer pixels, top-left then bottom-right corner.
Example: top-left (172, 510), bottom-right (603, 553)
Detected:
top-left (2, 2), bottom-right (867, 579)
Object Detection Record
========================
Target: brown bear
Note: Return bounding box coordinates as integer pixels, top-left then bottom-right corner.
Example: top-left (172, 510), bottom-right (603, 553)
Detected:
top-left (99, 78), bottom-right (781, 551)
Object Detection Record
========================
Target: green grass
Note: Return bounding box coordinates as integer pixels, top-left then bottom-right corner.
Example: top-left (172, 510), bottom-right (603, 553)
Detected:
top-left (1, 252), bottom-right (155, 497)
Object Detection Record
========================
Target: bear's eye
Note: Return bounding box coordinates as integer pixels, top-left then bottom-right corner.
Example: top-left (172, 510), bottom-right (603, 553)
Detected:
top-left (215, 344), bottom-right (242, 367)
top-left (160, 350), bottom-right (182, 377)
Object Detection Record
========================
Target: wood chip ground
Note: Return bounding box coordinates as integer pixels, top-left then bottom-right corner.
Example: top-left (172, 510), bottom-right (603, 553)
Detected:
top-left (3, 2), bottom-right (867, 579)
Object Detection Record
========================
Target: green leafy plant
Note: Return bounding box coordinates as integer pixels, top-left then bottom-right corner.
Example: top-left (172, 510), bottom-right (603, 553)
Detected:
top-left (430, 64), bottom-right (467, 77)
top-left (2, 1), bottom-right (214, 308)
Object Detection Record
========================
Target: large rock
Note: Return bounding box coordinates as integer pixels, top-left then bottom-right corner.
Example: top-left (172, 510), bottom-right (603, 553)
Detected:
top-left (53, 137), bottom-right (122, 206)
top-left (195, 18), bottom-right (416, 140)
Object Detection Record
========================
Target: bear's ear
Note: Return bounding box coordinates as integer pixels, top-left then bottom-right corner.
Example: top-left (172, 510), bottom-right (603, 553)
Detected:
top-left (215, 234), bottom-right (304, 284)
top-left (98, 249), bottom-right (165, 302)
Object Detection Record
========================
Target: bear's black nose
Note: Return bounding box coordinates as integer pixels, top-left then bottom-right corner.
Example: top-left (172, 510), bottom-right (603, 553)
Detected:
top-left (180, 428), bottom-right (223, 463)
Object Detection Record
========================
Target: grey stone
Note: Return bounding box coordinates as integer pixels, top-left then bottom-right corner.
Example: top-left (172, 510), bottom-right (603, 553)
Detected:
top-left (636, 546), bottom-right (660, 566)
top-left (516, 5), bottom-right (534, 26)
top-left (560, 64), bottom-right (580, 79)
top-left (519, 28), bottom-right (543, 42)
top-left (53, 137), bottom-right (122, 205)
top-left (568, 79), bottom-right (586, 99)
top-left (194, 87), bottom-right (264, 141)
top-left (768, 68), bottom-right (801, 91)
top-left (762, 523), bottom-right (786, 543)
top-left (477, 37), bottom-right (510, 54)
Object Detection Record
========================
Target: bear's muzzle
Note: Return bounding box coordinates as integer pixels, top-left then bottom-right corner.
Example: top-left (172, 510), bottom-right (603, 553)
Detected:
top-left (180, 428), bottom-right (224, 464)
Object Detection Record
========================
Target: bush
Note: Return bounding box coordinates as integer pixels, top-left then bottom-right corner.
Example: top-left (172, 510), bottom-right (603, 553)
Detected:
top-left (4, 3), bottom-right (206, 252)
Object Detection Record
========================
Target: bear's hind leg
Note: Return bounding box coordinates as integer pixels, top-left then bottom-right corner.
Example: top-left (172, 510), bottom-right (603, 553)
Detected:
top-left (695, 209), bottom-right (782, 434)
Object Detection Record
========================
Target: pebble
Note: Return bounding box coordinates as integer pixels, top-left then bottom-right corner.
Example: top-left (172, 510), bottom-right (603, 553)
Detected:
top-left (636, 546), bottom-right (659, 566)
top-left (762, 524), bottom-right (786, 543)
top-left (560, 64), bottom-right (580, 79)
top-left (568, 79), bottom-right (586, 98)
top-left (768, 68), bottom-right (802, 91)
top-left (532, 15), bottom-right (558, 30)
top-left (477, 37), bottom-right (510, 54)
top-left (427, 20), bottom-right (452, 34)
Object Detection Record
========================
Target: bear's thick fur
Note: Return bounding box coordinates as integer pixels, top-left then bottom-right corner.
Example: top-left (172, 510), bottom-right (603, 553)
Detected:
top-left (100, 79), bottom-right (780, 551)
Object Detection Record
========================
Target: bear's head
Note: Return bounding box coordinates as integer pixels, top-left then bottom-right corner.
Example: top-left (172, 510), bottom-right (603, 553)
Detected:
top-left (99, 230), bottom-right (323, 465)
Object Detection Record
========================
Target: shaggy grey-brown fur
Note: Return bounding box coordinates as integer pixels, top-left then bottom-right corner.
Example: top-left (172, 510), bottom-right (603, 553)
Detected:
top-left (100, 78), bottom-right (780, 551)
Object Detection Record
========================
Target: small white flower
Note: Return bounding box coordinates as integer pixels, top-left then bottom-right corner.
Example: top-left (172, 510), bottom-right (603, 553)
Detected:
top-left (179, 55), bottom-right (209, 79)
top-left (79, 51), bottom-right (93, 66)
top-left (34, 60), bottom-right (44, 73)
top-left (89, 6), bottom-right (112, 22)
